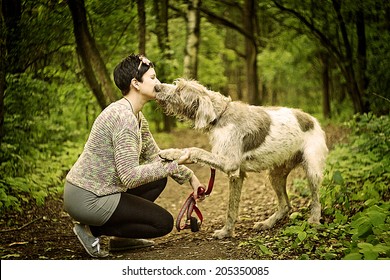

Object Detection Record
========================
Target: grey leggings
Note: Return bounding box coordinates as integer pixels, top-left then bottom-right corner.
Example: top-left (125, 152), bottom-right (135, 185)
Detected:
top-left (65, 178), bottom-right (173, 238)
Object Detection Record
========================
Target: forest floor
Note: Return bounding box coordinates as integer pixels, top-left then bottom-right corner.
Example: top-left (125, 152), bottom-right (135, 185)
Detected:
top-left (0, 125), bottom-right (346, 260)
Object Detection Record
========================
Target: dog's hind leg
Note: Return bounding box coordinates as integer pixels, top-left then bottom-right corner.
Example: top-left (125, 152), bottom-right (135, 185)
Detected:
top-left (306, 172), bottom-right (321, 225)
top-left (302, 132), bottom-right (327, 225)
top-left (303, 154), bottom-right (326, 225)
top-left (254, 167), bottom-right (292, 230)
top-left (213, 170), bottom-right (245, 239)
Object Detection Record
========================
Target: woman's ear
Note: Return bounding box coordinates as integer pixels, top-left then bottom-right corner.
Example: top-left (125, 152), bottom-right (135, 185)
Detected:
top-left (131, 78), bottom-right (140, 90)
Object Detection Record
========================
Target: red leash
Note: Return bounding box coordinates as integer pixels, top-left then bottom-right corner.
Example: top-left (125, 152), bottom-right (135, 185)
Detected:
top-left (176, 168), bottom-right (216, 232)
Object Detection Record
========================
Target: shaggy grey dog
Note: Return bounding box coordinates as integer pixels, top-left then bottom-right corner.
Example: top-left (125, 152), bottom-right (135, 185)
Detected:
top-left (155, 79), bottom-right (328, 239)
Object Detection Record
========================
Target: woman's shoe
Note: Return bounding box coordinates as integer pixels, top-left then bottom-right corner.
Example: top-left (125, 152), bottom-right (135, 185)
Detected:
top-left (109, 237), bottom-right (155, 251)
top-left (73, 223), bottom-right (109, 258)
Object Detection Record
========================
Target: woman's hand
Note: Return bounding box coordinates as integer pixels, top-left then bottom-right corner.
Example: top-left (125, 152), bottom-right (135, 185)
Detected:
top-left (189, 174), bottom-right (206, 201)
top-left (177, 150), bottom-right (205, 200)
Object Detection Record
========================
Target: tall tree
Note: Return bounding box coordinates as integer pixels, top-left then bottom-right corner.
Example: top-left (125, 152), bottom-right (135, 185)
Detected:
top-left (271, 0), bottom-right (370, 113)
top-left (153, 0), bottom-right (174, 132)
top-left (153, 0), bottom-right (171, 79)
top-left (356, 6), bottom-right (367, 97)
top-left (321, 52), bottom-right (331, 119)
top-left (67, 0), bottom-right (118, 109)
top-left (1, 0), bottom-right (22, 141)
top-left (137, 0), bottom-right (146, 55)
top-left (183, 0), bottom-right (201, 79)
top-left (243, 0), bottom-right (260, 105)
top-left (200, 0), bottom-right (262, 105)
top-left (2, 0), bottom-right (21, 74)
top-left (0, 3), bottom-right (6, 140)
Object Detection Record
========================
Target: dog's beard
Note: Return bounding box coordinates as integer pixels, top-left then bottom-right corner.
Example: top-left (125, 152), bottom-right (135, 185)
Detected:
top-left (156, 97), bottom-right (198, 123)
top-left (158, 102), bottom-right (195, 120)
top-left (155, 83), bottom-right (200, 122)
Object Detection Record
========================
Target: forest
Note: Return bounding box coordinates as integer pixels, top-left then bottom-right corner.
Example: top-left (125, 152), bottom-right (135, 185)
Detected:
top-left (0, 0), bottom-right (389, 260)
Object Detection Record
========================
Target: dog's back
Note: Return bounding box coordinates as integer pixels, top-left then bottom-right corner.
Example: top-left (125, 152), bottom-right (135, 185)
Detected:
top-left (208, 103), bottom-right (328, 173)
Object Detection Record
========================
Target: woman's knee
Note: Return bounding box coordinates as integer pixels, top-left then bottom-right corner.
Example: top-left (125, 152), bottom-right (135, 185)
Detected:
top-left (156, 210), bottom-right (174, 236)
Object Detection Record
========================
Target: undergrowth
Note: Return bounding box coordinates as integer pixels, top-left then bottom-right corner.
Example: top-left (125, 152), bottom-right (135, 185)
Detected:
top-left (241, 113), bottom-right (390, 260)
top-left (0, 141), bottom-right (83, 212)
top-left (0, 73), bottom-right (92, 213)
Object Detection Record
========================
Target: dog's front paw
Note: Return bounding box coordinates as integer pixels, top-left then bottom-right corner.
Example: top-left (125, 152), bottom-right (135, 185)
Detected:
top-left (212, 227), bottom-right (233, 239)
top-left (159, 149), bottom-right (183, 161)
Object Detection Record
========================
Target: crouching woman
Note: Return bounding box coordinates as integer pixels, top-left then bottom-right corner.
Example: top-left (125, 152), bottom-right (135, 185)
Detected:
top-left (63, 54), bottom-right (201, 258)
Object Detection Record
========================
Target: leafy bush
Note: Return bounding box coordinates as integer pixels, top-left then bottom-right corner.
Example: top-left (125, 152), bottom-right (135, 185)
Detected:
top-left (0, 73), bottom-right (93, 213)
top-left (344, 202), bottom-right (390, 259)
top-left (241, 114), bottom-right (390, 259)
top-left (322, 113), bottom-right (390, 215)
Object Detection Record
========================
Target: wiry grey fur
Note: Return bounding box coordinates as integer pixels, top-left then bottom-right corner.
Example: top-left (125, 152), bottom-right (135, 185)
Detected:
top-left (155, 79), bottom-right (328, 239)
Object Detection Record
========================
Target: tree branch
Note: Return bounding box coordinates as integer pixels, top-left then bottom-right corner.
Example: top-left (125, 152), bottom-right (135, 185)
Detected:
top-left (0, 217), bottom-right (42, 233)
top-left (271, 0), bottom-right (343, 62)
top-left (199, 6), bottom-right (255, 42)
top-left (331, 0), bottom-right (352, 60)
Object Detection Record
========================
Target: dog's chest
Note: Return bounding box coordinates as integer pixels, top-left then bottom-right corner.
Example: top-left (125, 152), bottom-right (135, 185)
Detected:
top-left (208, 124), bottom-right (238, 152)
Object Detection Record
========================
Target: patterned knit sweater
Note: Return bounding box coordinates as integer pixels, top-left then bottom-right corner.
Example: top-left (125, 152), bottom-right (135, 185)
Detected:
top-left (66, 101), bottom-right (193, 196)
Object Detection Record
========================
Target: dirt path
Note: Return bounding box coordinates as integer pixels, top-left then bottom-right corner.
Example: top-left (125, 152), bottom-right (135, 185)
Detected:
top-left (1, 126), bottom-right (342, 260)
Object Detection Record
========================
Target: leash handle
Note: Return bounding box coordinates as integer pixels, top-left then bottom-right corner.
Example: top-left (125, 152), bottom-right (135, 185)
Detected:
top-left (206, 168), bottom-right (215, 195)
top-left (197, 168), bottom-right (215, 198)
top-left (175, 168), bottom-right (216, 232)
top-left (175, 195), bottom-right (203, 232)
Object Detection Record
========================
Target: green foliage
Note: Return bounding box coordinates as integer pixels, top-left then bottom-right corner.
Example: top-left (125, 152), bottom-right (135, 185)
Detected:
top-left (198, 20), bottom-right (230, 91)
top-left (322, 113), bottom-right (390, 215)
top-left (242, 114), bottom-right (390, 259)
top-left (258, 34), bottom-right (322, 112)
top-left (344, 203), bottom-right (390, 260)
top-left (0, 72), bottom-right (94, 213)
top-left (0, 141), bottom-right (83, 211)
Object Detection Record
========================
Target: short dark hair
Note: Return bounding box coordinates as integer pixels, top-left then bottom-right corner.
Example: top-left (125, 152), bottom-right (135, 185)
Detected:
top-left (113, 53), bottom-right (154, 95)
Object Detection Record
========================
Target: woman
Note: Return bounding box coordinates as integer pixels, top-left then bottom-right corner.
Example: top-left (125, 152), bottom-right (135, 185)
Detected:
top-left (63, 54), bottom-right (202, 258)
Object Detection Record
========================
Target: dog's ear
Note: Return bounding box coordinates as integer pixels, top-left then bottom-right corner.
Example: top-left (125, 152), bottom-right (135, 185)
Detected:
top-left (195, 95), bottom-right (217, 129)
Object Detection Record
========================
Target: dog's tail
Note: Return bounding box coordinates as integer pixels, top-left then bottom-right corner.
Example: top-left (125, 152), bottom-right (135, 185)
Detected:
top-left (302, 120), bottom-right (328, 187)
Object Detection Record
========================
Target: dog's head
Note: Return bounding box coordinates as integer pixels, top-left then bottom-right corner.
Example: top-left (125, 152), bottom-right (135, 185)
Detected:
top-left (154, 79), bottom-right (231, 129)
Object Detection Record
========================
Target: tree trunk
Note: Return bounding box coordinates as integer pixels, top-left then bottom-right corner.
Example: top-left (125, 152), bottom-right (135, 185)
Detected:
top-left (243, 0), bottom-right (260, 105)
top-left (183, 0), bottom-right (201, 79)
top-left (153, 0), bottom-right (174, 132)
top-left (321, 52), bottom-right (331, 119)
top-left (154, 0), bottom-right (170, 80)
top-left (356, 8), bottom-right (368, 98)
top-left (137, 0), bottom-right (146, 55)
top-left (385, 5), bottom-right (390, 32)
top-left (346, 70), bottom-right (367, 113)
top-left (332, 0), bottom-right (366, 113)
top-left (0, 4), bottom-right (6, 140)
top-left (67, 0), bottom-right (118, 110)
top-left (2, 0), bottom-right (21, 73)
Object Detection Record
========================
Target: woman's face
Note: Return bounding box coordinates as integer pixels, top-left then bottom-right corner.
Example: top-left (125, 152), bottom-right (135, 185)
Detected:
top-left (139, 68), bottom-right (160, 100)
